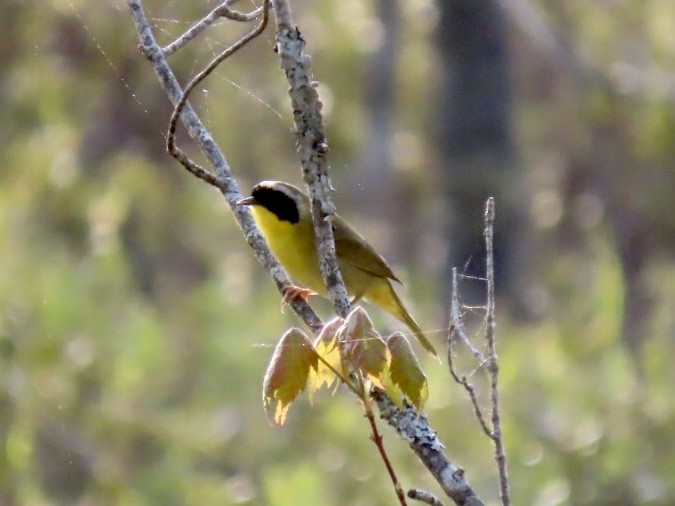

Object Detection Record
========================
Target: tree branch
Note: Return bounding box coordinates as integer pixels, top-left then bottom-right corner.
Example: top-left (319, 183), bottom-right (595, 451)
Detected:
top-left (126, 0), bottom-right (322, 333)
top-left (270, 0), bottom-right (352, 319)
top-left (162, 0), bottom-right (264, 56)
top-left (371, 388), bottom-right (485, 506)
top-left (446, 199), bottom-right (511, 506)
top-left (408, 488), bottom-right (445, 506)
top-left (165, 1), bottom-right (270, 192)
top-left (483, 198), bottom-right (511, 506)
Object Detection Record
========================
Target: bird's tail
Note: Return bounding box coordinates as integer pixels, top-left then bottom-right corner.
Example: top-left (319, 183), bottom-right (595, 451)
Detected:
top-left (369, 279), bottom-right (438, 358)
top-left (395, 301), bottom-right (439, 359)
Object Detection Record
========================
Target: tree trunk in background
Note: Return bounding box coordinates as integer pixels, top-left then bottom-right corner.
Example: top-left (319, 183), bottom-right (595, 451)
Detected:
top-left (355, 0), bottom-right (402, 262)
top-left (0, 392), bottom-right (17, 506)
top-left (435, 0), bottom-right (521, 306)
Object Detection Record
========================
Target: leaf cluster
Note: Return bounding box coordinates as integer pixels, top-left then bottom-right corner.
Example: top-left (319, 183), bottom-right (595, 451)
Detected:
top-left (263, 307), bottom-right (428, 425)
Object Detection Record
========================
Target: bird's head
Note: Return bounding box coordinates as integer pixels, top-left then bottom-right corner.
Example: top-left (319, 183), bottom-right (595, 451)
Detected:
top-left (237, 180), bottom-right (311, 224)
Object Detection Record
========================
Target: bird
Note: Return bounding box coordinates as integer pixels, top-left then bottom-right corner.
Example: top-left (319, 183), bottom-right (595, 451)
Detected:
top-left (237, 180), bottom-right (437, 357)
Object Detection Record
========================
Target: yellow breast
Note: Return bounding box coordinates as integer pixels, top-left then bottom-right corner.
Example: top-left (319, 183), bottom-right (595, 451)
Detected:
top-left (250, 205), bottom-right (325, 293)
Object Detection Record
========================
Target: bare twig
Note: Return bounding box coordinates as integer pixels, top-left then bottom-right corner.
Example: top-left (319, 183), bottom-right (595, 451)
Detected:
top-left (408, 488), bottom-right (445, 506)
top-left (166, 0), bottom-right (270, 183)
top-left (127, 0), bottom-right (321, 333)
top-left (446, 199), bottom-right (511, 506)
top-left (162, 0), bottom-right (264, 56)
top-left (445, 358), bottom-right (492, 439)
top-left (483, 198), bottom-right (511, 506)
top-left (371, 388), bottom-right (484, 506)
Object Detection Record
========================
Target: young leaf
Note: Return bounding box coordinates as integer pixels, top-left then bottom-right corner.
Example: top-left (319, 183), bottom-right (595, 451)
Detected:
top-left (262, 328), bottom-right (318, 425)
top-left (387, 332), bottom-right (428, 409)
top-left (308, 317), bottom-right (344, 400)
top-left (339, 307), bottom-right (389, 387)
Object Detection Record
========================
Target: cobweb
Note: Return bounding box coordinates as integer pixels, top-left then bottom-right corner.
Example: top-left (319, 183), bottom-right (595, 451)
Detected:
top-left (69, 0), bottom-right (290, 142)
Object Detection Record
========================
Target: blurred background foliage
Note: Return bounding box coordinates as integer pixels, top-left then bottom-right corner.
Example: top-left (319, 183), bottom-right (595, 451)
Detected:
top-left (1, 0), bottom-right (675, 504)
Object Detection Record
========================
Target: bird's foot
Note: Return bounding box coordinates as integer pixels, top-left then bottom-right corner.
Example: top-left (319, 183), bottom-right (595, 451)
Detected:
top-left (281, 285), bottom-right (317, 311)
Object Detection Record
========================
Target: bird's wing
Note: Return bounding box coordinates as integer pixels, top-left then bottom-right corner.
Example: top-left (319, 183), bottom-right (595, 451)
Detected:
top-left (332, 214), bottom-right (402, 283)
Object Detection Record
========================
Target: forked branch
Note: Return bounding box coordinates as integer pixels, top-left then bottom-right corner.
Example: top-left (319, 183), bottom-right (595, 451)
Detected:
top-left (447, 198), bottom-right (511, 506)
top-left (127, 0), bottom-right (321, 331)
top-left (162, 0), bottom-right (264, 56)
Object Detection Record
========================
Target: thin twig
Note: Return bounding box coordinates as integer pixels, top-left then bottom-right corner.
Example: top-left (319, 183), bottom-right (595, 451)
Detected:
top-left (162, 0), bottom-right (264, 56)
top-left (483, 197), bottom-right (511, 506)
top-left (446, 360), bottom-right (492, 439)
top-left (408, 488), bottom-right (445, 506)
top-left (360, 379), bottom-right (408, 506)
top-left (446, 200), bottom-right (511, 505)
top-left (166, 0), bottom-right (270, 179)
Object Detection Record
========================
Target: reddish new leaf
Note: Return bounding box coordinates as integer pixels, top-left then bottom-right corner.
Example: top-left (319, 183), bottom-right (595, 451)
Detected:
top-left (262, 328), bottom-right (318, 425)
top-left (387, 332), bottom-right (428, 409)
top-left (339, 307), bottom-right (389, 386)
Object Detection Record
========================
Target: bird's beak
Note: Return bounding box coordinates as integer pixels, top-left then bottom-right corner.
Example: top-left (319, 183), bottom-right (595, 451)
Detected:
top-left (236, 196), bottom-right (256, 206)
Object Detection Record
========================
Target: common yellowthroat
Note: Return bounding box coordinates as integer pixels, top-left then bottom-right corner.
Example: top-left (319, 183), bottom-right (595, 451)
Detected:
top-left (238, 181), bottom-right (437, 357)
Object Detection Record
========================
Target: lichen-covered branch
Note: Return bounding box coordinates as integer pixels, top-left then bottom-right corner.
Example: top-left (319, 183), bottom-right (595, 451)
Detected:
top-left (371, 388), bottom-right (485, 506)
top-left (270, 0), bottom-right (352, 319)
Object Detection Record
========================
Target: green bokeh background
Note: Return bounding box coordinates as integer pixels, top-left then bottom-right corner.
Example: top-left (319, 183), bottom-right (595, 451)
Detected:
top-left (1, 1), bottom-right (674, 504)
